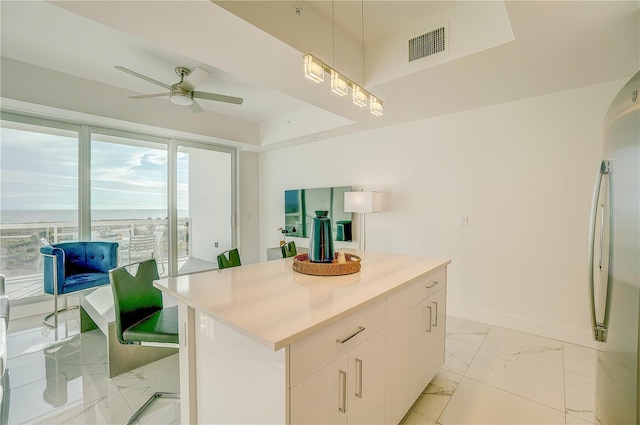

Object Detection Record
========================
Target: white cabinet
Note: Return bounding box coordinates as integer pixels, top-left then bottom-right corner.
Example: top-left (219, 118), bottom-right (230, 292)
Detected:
top-left (290, 353), bottom-right (349, 425)
top-left (409, 286), bottom-right (446, 401)
top-left (290, 329), bottom-right (386, 425)
top-left (385, 267), bottom-right (447, 424)
top-left (289, 268), bottom-right (447, 425)
top-left (346, 329), bottom-right (386, 424)
top-left (289, 298), bottom-right (387, 425)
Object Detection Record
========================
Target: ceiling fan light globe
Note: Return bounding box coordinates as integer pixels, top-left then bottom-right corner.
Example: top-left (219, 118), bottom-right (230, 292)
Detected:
top-left (171, 92), bottom-right (193, 106)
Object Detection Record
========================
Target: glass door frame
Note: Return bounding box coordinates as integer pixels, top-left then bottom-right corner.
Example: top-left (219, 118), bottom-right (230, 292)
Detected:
top-left (0, 112), bottom-right (81, 308)
top-left (168, 139), bottom-right (237, 277)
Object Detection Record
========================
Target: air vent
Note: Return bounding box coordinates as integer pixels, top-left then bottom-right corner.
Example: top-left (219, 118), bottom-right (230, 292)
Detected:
top-left (409, 25), bottom-right (447, 62)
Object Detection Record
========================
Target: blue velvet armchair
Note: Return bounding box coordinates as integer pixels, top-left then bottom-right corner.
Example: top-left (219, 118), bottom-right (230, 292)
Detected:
top-left (40, 241), bottom-right (118, 327)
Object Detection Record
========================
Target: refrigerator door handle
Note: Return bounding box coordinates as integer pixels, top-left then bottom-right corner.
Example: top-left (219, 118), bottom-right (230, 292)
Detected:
top-left (588, 160), bottom-right (611, 342)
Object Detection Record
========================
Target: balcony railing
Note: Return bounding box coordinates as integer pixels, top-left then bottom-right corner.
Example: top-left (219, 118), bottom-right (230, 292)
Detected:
top-left (0, 218), bottom-right (191, 301)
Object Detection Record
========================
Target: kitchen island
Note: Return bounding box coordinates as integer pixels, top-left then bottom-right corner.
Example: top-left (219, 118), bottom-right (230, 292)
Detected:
top-left (154, 251), bottom-right (450, 424)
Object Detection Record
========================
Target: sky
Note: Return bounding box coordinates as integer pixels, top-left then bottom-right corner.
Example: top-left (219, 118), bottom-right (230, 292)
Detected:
top-left (0, 126), bottom-right (187, 212)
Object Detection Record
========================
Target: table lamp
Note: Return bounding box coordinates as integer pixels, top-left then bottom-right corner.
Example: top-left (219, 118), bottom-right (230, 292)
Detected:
top-left (344, 190), bottom-right (382, 251)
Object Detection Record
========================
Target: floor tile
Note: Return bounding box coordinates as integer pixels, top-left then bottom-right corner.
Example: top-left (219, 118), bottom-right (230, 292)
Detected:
top-left (565, 370), bottom-right (596, 423)
top-left (439, 378), bottom-right (566, 424)
top-left (7, 323), bottom-right (79, 360)
top-left (7, 374), bottom-right (106, 424)
top-left (119, 365), bottom-right (180, 412)
top-left (112, 354), bottom-right (179, 390)
top-left (136, 396), bottom-right (181, 425)
top-left (565, 413), bottom-right (597, 424)
top-left (6, 349), bottom-right (48, 390)
top-left (441, 338), bottom-right (480, 376)
top-left (465, 347), bottom-right (565, 411)
top-left (564, 342), bottom-right (596, 379)
top-left (411, 369), bottom-right (462, 421)
top-left (446, 317), bottom-right (491, 347)
top-left (33, 390), bottom-right (135, 425)
top-left (480, 326), bottom-right (564, 369)
top-left (401, 410), bottom-right (438, 425)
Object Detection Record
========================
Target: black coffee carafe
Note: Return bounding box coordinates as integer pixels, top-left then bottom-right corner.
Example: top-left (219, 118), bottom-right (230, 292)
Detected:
top-left (308, 210), bottom-right (335, 263)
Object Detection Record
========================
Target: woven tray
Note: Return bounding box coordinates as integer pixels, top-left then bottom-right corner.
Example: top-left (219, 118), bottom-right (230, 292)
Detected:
top-left (292, 253), bottom-right (361, 276)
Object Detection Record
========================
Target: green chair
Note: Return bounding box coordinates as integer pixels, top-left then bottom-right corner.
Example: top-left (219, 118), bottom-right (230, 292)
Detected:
top-left (281, 241), bottom-right (298, 258)
top-left (109, 259), bottom-right (179, 425)
top-left (217, 248), bottom-right (241, 269)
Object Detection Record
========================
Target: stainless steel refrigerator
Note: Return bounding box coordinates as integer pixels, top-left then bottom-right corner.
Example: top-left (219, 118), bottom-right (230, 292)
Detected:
top-left (589, 70), bottom-right (639, 425)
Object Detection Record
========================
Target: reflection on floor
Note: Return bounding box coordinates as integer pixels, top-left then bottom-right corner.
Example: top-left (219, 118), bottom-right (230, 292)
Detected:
top-left (4, 313), bottom-right (596, 424)
top-left (4, 311), bottom-right (179, 425)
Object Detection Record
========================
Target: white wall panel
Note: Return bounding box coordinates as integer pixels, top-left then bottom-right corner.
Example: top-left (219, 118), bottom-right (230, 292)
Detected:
top-left (256, 79), bottom-right (627, 347)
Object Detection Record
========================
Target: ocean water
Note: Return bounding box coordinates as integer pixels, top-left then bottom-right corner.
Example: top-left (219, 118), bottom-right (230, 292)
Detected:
top-left (0, 209), bottom-right (183, 224)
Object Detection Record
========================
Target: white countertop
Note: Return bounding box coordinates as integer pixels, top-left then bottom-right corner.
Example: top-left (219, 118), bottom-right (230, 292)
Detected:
top-left (154, 251), bottom-right (450, 351)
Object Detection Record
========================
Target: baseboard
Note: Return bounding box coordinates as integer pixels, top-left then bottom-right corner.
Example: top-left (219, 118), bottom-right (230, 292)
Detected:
top-left (447, 303), bottom-right (597, 349)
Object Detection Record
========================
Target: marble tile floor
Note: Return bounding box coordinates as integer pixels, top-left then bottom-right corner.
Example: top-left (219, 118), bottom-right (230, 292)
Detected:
top-left (3, 312), bottom-right (596, 424)
top-left (3, 310), bottom-right (180, 425)
top-left (402, 316), bottom-right (598, 425)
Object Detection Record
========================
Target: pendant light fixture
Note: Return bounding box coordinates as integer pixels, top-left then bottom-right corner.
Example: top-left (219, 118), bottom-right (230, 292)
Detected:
top-left (303, 0), bottom-right (383, 116)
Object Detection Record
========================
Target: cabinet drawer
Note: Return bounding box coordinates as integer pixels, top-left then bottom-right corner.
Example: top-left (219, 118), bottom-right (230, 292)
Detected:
top-left (407, 268), bottom-right (446, 308)
top-left (289, 299), bottom-right (386, 388)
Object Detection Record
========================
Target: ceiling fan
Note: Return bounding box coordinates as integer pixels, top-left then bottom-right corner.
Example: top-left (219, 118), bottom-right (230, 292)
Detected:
top-left (115, 65), bottom-right (243, 113)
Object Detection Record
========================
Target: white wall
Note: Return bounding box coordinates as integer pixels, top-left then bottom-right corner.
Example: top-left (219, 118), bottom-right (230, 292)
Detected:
top-left (257, 78), bottom-right (627, 347)
top-left (239, 151), bottom-right (260, 265)
top-left (189, 148), bottom-right (232, 262)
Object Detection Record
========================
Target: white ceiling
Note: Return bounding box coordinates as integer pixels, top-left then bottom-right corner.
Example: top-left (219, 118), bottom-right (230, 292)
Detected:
top-left (1, 1), bottom-right (638, 151)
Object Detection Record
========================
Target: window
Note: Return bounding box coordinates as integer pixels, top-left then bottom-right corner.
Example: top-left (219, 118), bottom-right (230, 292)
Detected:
top-left (0, 113), bottom-right (237, 302)
top-left (0, 117), bottom-right (79, 300)
top-left (90, 131), bottom-right (168, 274)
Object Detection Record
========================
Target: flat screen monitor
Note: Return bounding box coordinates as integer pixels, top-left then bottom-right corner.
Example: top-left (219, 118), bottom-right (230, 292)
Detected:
top-left (284, 186), bottom-right (352, 241)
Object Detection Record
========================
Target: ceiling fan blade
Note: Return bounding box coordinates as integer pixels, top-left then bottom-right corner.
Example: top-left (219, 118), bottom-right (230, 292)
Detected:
top-left (115, 66), bottom-right (172, 90)
top-left (193, 91), bottom-right (243, 105)
top-left (178, 67), bottom-right (210, 91)
top-left (130, 93), bottom-right (168, 99)
top-left (189, 100), bottom-right (204, 113)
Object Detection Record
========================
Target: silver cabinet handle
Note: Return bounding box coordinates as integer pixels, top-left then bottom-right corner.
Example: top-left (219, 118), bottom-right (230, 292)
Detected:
top-left (338, 370), bottom-right (347, 413)
top-left (588, 160), bottom-right (611, 342)
top-left (425, 305), bottom-right (432, 333)
top-left (355, 358), bottom-right (363, 399)
top-left (425, 280), bottom-right (439, 289)
top-left (432, 301), bottom-right (439, 327)
top-left (336, 326), bottom-right (365, 344)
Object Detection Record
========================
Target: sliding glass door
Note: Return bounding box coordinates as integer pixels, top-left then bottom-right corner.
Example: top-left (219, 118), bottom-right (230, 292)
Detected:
top-left (0, 116), bottom-right (79, 301)
top-left (1, 112), bottom-right (237, 304)
top-left (90, 131), bottom-right (168, 275)
top-left (176, 143), bottom-right (235, 275)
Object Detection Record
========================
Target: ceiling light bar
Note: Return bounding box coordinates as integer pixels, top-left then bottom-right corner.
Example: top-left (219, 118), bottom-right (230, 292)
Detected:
top-left (304, 54), bottom-right (325, 83)
top-left (352, 85), bottom-right (368, 107)
top-left (303, 53), bottom-right (383, 116)
top-left (330, 70), bottom-right (349, 96)
top-left (369, 95), bottom-right (383, 116)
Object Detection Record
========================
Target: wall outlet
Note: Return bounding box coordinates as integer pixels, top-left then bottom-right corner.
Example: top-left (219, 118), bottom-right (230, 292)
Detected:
top-left (460, 215), bottom-right (469, 226)
top-left (215, 242), bottom-right (219, 248)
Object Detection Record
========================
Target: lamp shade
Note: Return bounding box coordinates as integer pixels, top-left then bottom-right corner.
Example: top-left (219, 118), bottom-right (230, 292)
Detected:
top-left (344, 191), bottom-right (382, 213)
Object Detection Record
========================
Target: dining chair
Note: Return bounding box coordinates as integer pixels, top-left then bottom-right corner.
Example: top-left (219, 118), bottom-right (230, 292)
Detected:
top-left (217, 248), bottom-right (241, 269)
top-left (109, 259), bottom-right (179, 425)
top-left (281, 241), bottom-right (298, 258)
top-left (127, 234), bottom-right (164, 274)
